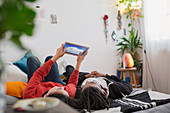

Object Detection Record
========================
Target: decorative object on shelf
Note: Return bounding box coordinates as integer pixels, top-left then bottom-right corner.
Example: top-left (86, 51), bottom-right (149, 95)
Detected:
top-left (103, 14), bottom-right (109, 44)
top-left (117, 10), bottom-right (122, 30)
top-left (116, 27), bottom-right (142, 72)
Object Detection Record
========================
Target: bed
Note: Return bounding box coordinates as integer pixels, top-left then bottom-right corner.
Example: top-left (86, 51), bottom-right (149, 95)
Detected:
top-left (4, 51), bottom-right (170, 113)
top-left (5, 88), bottom-right (170, 113)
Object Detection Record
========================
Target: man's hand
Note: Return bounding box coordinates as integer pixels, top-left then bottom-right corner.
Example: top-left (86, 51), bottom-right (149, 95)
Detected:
top-left (51, 44), bottom-right (67, 62)
top-left (90, 71), bottom-right (106, 77)
top-left (75, 51), bottom-right (88, 71)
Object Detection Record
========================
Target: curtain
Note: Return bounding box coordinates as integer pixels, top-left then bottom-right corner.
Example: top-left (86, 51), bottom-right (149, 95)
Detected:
top-left (143, 0), bottom-right (170, 94)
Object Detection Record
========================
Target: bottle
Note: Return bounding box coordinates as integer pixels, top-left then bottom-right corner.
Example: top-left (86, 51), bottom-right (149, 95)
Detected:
top-left (123, 54), bottom-right (126, 69)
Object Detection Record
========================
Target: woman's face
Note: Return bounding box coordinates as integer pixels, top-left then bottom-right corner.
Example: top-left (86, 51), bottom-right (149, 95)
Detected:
top-left (44, 86), bottom-right (69, 98)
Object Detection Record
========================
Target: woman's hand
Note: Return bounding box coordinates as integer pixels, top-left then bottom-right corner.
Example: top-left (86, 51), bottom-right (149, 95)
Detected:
top-left (51, 44), bottom-right (67, 62)
top-left (77, 51), bottom-right (88, 64)
top-left (75, 51), bottom-right (88, 71)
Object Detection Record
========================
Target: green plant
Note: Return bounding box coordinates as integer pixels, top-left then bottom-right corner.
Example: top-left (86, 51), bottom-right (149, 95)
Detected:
top-left (0, 0), bottom-right (36, 49)
top-left (116, 27), bottom-right (143, 71)
top-left (0, 1), bottom-right (36, 111)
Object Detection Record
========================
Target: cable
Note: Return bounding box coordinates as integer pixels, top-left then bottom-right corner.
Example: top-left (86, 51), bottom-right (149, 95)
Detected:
top-left (144, 50), bottom-right (157, 91)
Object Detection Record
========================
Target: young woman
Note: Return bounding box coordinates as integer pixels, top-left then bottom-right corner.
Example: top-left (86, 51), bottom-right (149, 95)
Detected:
top-left (22, 44), bottom-right (88, 99)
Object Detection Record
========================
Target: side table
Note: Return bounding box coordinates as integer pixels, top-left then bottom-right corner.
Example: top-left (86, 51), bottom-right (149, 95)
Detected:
top-left (118, 67), bottom-right (137, 88)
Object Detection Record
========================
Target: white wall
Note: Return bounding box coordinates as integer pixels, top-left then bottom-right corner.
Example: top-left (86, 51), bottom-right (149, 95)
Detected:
top-left (2, 0), bottom-right (136, 75)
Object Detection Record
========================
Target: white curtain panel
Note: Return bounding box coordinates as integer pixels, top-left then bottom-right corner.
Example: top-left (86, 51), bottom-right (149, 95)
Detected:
top-left (143, 0), bottom-right (170, 94)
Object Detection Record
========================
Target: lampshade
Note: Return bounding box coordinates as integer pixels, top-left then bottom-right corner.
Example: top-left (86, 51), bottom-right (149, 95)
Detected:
top-left (124, 53), bottom-right (134, 67)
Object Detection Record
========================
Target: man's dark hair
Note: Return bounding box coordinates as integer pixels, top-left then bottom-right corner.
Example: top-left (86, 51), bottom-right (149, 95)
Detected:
top-left (78, 87), bottom-right (110, 112)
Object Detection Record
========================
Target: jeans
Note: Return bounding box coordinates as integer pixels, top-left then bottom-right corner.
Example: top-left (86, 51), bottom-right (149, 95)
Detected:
top-left (27, 56), bottom-right (65, 86)
top-left (63, 65), bottom-right (89, 85)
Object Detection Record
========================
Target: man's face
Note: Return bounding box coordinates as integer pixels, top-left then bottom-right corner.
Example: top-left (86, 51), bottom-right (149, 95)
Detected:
top-left (82, 81), bottom-right (102, 91)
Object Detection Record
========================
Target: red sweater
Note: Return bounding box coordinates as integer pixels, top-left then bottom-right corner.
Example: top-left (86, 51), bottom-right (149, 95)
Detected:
top-left (23, 59), bottom-right (79, 99)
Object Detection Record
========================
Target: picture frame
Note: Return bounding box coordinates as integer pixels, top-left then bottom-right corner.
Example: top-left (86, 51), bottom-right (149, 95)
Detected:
top-left (64, 42), bottom-right (89, 56)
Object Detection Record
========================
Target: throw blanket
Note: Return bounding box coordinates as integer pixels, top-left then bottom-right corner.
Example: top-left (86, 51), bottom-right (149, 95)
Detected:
top-left (110, 91), bottom-right (170, 113)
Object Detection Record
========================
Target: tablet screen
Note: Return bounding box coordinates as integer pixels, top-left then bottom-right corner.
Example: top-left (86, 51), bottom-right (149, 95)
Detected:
top-left (64, 42), bottom-right (89, 56)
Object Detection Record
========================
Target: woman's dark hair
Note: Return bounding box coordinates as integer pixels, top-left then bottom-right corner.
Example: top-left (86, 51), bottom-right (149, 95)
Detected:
top-left (78, 87), bottom-right (110, 112)
top-left (48, 87), bottom-right (110, 112)
top-left (48, 93), bottom-right (78, 109)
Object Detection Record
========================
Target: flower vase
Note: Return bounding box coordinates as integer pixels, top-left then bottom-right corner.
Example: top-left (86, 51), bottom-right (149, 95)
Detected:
top-left (0, 57), bottom-right (6, 113)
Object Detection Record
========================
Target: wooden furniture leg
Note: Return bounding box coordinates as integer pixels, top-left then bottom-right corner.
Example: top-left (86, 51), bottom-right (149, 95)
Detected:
top-left (123, 71), bottom-right (126, 81)
top-left (129, 71), bottom-right (133, 87)
top-left (132, 71), bottom-right (137, 88)
top-left (120, 71), bottom-right (123, 80)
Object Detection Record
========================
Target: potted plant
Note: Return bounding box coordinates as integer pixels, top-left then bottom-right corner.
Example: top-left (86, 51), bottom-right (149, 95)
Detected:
top-left (0, 0), bottom-right (36, 112)
top-left (116, 27), bottom-right (143, 72)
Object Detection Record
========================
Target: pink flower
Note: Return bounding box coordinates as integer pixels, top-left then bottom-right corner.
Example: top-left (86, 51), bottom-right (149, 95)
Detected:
top-left (137, 14), bottom-right (141, 17)
top-left (134, 9), bottom-right (141, 14)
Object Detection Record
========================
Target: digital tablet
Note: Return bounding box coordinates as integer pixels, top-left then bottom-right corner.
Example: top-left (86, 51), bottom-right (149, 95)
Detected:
top-left (64, 42), bottom-right (89, 56)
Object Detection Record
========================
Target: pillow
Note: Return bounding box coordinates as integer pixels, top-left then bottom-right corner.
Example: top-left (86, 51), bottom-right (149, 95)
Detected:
top-left (5, 81), bottom-right (27, 98)
top-left (6, 64), bottom-right (28, 83)
top-left (13, 50), bottom-right (33, 74)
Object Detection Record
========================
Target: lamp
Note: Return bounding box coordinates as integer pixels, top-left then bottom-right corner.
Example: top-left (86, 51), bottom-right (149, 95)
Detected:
top-left (124, 53), bottom-right (134, 68)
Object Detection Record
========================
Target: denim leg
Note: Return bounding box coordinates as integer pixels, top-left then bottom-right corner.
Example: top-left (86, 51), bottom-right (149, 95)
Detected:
top-left (63, 65), bottom-right (89, 85)
top-left (44, 56), bottom-right (65, 85)
top-left (27, 56), bottom-right (41, 83)
top-left (63, 65), bottom-right (74, 84)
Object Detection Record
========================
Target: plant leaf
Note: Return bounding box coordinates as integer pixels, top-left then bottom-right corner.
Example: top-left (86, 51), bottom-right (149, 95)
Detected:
top-left (120, 37), bottom-right (130, 43)
top-left (0, 0), bottom-right (36, 49)
top-left (10, 32), bottom-right (25, 49)
top-left (116, 4), bottom-right (119, 7)
top-left (128, 23), bottom-right (132, 27)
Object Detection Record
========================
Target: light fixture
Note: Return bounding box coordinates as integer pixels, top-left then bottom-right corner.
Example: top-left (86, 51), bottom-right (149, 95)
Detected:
top-left (124, 53), bottom-right (134, 68)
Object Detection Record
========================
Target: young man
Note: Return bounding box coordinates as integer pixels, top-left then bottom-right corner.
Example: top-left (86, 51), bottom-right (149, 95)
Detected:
top-left (22, 44), bottom-right (88, 99)
top-left (62, 65), bottom-right (132, 111)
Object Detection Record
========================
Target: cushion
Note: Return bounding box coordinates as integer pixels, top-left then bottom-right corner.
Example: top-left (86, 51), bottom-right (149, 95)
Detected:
top-left (13, 50), bottom-right (33, 74)
top-left (5, 81), bottom-right (27, 98)
top-left (6, 64), bottom-right (28, 83)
